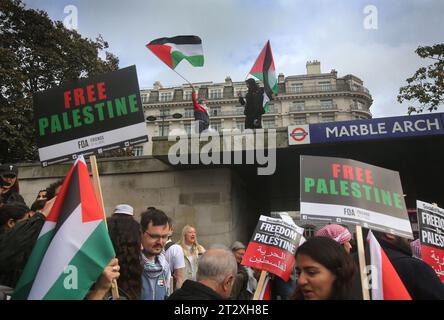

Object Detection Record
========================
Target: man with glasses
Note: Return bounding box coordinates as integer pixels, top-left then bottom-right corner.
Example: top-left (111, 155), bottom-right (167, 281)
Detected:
top-left (0, 164), bottom-right (25, 205)
top-left (140, 208), bottom-right (171, 300)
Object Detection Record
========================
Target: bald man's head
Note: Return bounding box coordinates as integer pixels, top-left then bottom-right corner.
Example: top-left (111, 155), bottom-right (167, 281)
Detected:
top-left (197, 248), bottom-right (238, 298)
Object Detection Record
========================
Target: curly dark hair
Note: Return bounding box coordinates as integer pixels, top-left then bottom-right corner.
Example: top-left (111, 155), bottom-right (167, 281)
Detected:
top-left (292, 236), bottom-right (356, 300)
top-left (107, 214), bottom-right (143, 300)
top-left (45, 179), bottom-right (64, 200)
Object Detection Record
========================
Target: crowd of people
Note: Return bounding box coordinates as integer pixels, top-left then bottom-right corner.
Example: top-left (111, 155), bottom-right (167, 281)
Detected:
top-left (1, 163), bottom-right (444, 300)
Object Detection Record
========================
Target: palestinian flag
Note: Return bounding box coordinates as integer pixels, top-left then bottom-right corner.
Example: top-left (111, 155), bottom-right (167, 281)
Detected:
top-left (147, 35), bottom-right (204, 69)
top-left (13, 156), bottom-right (115, 300)
top-left (249, 40), bottom-right (278, 113)
top-left (367, 231), bottom-right (412, 300)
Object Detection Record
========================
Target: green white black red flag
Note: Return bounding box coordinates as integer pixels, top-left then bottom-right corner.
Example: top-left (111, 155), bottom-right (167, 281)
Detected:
top-left (249, 40), bottom-right (278, 113)
top-left (13, 156), bottom-right (115, 300)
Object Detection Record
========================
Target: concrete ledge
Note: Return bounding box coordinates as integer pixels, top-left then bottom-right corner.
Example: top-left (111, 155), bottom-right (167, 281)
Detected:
top-left (16, 156), bottom-right (173, 179)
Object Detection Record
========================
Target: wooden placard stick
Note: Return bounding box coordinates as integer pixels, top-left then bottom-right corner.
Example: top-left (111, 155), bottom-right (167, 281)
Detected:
top-left (90, 155), bottom-right (119, 300)
top-left (356, 225), bottom-right (370, 300)
top-left (253, 270), bottom-right (268, 300)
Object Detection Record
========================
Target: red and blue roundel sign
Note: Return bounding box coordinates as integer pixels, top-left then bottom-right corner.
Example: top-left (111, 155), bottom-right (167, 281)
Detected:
top-left (288, 125), bottom-right (310, 145)
top-left (290, 127), bottom-right (308, 141)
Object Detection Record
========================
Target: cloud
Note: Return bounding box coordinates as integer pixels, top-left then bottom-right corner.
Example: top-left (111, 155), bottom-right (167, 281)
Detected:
top-left (22, 0), bottom-right (444, 117)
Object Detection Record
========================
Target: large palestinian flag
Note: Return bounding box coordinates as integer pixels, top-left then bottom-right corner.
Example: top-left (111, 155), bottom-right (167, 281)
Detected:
top-left (13, 156), bottom-right (115, 300)
top-left (367, 231), bottom-right (411, 300)
top-left (249, 40), bottom-right (278, 113)
top-left (147, 35), bottom-right (204, 69)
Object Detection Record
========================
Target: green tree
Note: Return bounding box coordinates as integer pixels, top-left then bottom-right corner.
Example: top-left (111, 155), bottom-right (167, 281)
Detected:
top-left (398, 44), bottom-right (444, 115)
top-left (0, 0), bottom-right (119, 163)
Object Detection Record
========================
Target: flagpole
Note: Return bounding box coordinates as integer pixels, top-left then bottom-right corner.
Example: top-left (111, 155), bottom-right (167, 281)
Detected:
top-left (252, 271), bottom-right (268, 300)
top-left (171, 68), bottom-right (193, 86)
top-left (356, 225), bottom-right (370, 300)
top-left (90, 155), bottom-right (120, 300)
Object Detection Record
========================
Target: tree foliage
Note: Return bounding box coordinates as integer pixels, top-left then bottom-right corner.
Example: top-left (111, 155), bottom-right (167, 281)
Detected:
top-left (0, 0), bottom-right (119, 163)
top-left (398, 44), bottom-right (444, 115)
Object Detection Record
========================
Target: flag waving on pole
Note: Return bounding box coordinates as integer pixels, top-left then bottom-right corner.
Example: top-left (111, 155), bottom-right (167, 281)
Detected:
top-left (13, 156), bottom-right (115, 300)
top-left (147, 35), bottom-right (204, 69)
top-left (367, 230), bottom-right (412, 300)
top-left (249, 40), bottom-right (278, 113)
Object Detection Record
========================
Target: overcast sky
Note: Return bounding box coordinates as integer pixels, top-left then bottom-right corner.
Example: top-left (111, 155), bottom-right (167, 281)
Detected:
top-left (23, 0), bottom-right (444, 118)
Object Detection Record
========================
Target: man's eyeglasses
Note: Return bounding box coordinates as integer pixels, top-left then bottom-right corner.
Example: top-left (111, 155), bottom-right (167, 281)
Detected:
top-left (144, 232), bottom-right (169, 241)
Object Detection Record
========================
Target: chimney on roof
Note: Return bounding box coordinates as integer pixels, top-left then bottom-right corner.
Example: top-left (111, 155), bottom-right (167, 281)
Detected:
top-left (306, 60), bottom-right (321, 75)
top-left (153, 81), bottom-right (162, 90)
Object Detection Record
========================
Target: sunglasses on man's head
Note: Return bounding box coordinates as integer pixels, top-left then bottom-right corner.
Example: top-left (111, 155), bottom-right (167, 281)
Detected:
top-left (1, 174), bottom-right (16, 179)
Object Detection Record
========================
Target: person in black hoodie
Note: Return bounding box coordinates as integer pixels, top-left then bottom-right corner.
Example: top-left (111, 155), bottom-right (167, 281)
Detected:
top-left (238, 78), bottom-right (264, 129)
top-left (373, 231), bottom-right (444, 300)
top-left (168, 248), bottom-right (237, 300)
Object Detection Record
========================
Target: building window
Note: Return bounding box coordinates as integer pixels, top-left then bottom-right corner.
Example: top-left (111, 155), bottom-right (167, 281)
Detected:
top-left (210, 106), bottom-right (221, 116)
top-left (263, 119), bottom-right (275, 129)
top-left (290, 83), bottom-right (304, 93)
top-left (159, 92), bottom-right (172, 102)
top-left (293, 116), bottom-right (306, 125)
top-left (321, 114), bottom-right (335, 123)
top-left (159, 109), bottom-right (170, 117)
top-left (320, 99), bottom-right (333, 110)
top-left (352, 99), bottom-right (364, 110)
top-left (132, 146), bottom-right (144, 156)
top-left (291, 101), bottom-right (305, 112)
top-left (159, 124), bottom-right (169, 136)
top-left (185, 108), bottom-right (194, 118)
top-left (209, 89), bottom-right (222, 99)
top-left (141, 94), bottom-right (149, 103)
top-left (184, 91), bottom-right (192, 101)
top-left (234, 106), bottom-right (244, 115)
top-left (303, 225), bottom-right (316, 239)
top-left (211, 121), bottom-right (221, 132)
top-left (267, 103), bottom-right (277, 113)
top-left (319, 81), bottom-right (332, 91)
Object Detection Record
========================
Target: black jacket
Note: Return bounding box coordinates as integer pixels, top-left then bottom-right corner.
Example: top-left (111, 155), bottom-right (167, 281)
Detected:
top-left (379, 239), bottom-right (444, 300)
top-left (167, 280), bottom-right (223, 300)
top-left (0, 189), bottom-right (25, 206)
top-left (0, 212), bottom-right (46, 288)
top-left (239, 88), bottom-right (264, 118)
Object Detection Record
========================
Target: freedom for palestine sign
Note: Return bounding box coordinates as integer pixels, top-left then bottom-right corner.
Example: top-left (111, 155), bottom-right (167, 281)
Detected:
top-left (300, 155), bottom-right (413, 238)
top-left (34, 65), bottom-right (148, 166)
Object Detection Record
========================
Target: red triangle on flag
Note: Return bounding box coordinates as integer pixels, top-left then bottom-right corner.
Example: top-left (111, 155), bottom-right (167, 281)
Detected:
top-left (380, 246), bottom-right (412, 300)
top-left (77, 159), bottom-right (105, 223)
top-left (146, 44), bottom-right (173, 69)
top-left (249, 40), bottom-right (276, 76)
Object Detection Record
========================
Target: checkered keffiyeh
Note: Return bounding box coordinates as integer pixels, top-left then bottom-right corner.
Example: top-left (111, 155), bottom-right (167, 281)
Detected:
top-left (410, 239), bottom-right (422, 259)
top-left (315, 224), bottom-right (352, 245)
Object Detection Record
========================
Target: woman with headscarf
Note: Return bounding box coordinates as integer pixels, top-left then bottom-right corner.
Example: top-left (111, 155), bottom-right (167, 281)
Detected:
top-left (178, 225), bottom-right (205, 281)
top-left (292, 237), bottom-right (356, 300)
top-left (315, 224), bottom-right (353, 254)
